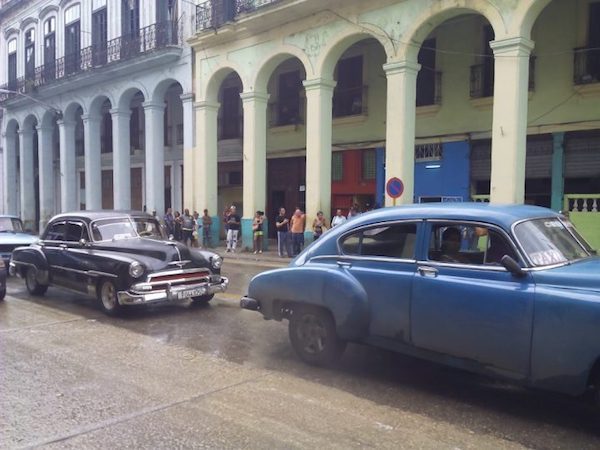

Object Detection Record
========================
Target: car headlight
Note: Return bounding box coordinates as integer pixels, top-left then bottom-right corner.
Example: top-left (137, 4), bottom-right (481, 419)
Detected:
top-left (129, 261), bottom-right (144, 278)
top-left (211, 255), bottom-right (223, 270)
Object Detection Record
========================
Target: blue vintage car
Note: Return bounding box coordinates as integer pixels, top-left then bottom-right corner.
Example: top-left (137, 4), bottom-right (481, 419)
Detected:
top-left (241, 203), bottom-right (600, 401)
top-left (0, 215), bottom-right (38, 270)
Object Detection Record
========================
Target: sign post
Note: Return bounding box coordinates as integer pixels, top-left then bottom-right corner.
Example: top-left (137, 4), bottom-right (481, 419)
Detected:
top-left (386, 177), bottom-right (404, 206)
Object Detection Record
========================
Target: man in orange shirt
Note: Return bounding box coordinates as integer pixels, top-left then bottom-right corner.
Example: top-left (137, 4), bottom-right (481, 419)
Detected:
top-left (290, 208), bottom-right (306, 256)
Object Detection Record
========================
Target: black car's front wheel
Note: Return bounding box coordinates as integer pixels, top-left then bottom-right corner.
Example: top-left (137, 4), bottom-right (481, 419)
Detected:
top-left (191, 294), bottom-right (214, 306)
top-left (288, 305), bottom-right (346, 366)
top-left (25, 267), bottom-right (48, 296)
top-left (98, 279), bottom-right (121, 316)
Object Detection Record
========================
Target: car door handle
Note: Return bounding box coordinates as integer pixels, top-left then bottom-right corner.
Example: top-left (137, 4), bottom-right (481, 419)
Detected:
top-left (418, 266), bottom-right (438, 278)
top-left (59, 244), bottom-right (68, 250)
top-left (337, 260), bottom-right (352, 269)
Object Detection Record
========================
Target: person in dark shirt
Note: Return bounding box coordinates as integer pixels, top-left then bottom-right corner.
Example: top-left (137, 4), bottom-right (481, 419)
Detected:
top-left (226, 206), bottom-right (241, 252)
top-left (275, 207), bottom-right (292, 257)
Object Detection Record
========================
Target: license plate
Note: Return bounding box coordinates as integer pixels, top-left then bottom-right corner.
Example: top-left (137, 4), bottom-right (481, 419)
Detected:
top-left (177, 288), bottom-right (205, 299)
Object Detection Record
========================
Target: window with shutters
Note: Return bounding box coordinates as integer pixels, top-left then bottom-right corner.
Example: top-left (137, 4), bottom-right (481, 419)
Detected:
top-left (332, 152), bottom-right (344, 181)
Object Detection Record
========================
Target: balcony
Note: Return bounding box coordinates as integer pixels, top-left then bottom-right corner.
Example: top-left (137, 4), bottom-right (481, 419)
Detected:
top-left (333, 86), bottom-right (368, 118)
top-left (0, 20), bottom-right (182, 103)
top-left (574, 47), bottom-right (600, 85)
top-left (470, 56), bottom-right (536, 99)
top-left (196, 0), bottom-right (281, 32)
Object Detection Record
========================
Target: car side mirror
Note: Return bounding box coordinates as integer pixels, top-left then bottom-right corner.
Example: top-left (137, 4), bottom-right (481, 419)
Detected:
top-left (501, 255), bottom-right (525, 278)
top-left (79, 238), bottom-right (88, 247)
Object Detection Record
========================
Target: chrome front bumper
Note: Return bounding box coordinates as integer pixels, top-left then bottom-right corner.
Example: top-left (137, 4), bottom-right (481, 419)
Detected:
top-left (118, 277), bottom-right (229, 306)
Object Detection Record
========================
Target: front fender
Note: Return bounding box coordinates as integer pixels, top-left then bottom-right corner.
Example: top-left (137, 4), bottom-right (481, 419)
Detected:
top-left (248, 264), bottom-right (369, 341)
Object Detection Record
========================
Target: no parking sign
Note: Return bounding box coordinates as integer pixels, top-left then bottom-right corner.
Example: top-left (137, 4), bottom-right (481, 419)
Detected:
top-left (386, 177), bottom-right (404, 206)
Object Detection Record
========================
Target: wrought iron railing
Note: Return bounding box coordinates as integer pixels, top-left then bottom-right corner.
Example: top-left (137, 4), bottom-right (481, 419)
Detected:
top-left (333, 85), bottom-right (368, 118)
top-left (0, 20), bottom-right (182, 103)
top-left (196, 0), bottom-right (281, 32)
top-left (469, 63), bottom-right (494, 98)
top-left (574, 47), bottom-right (600, 85)
top-left (416, 71), bottom-right (442, 107)
top-left (470, 57), bottom-right (536, 98)
top-left (268, 98), bottom-right (305, 127)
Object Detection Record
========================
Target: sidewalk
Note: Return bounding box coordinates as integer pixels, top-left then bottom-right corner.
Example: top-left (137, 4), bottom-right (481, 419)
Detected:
top-left (210, 239), bottom-right (291, 267)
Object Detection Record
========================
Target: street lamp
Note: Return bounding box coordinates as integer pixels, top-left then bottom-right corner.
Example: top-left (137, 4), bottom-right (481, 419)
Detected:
top-left (0, 88), bottom-right (62, 118)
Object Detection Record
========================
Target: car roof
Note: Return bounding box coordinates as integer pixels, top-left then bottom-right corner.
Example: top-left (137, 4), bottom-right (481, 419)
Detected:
top-left (343, 203), bottom-right (560, 231)
top-left (0, 215), bottom-right (21, 220)
top-left (48, 210), bottom-right (154, 223)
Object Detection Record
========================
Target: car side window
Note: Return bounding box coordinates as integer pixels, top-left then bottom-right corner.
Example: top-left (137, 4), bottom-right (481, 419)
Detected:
top-left (341, 223), bottom-right (417, 259)
top-left (44, 222), bottom-right (66, 241)
top-left (428, 223), bottom-right (518, 266)
top-left (65, 222), bottom-right (84, 242)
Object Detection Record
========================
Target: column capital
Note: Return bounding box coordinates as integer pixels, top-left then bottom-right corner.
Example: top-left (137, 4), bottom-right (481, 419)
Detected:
top-left (57, 119), bottom-right (77, 127)
top-left (240, 91), bottom-right (270, 104)
top-left (302, 78), bottom-right (337, 92)
top-left (383, 60), bottom-right (421, 76)
top-left (142, 100), bottom-right (166, 111)
top-left (81, 113), bottom-right (102, 123)
top-left (180, 92), bottom-right (195, 103)
top-left (193, 100), bottom-right (220, 112)
top-left (490, 36), bottom-right (535, 56)
top-left (109, 108), bottom-right (131, 118)
top-left (17, 128), bottom-right (34, 137)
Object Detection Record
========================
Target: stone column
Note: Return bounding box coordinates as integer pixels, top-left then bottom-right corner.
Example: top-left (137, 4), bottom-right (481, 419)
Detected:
top-left (240, 91), bottom-right (269, 250)
top-left (18, 128), bottom-right (36, 230)
top-left (383, 61), bottom-right (420, 206)
top-left (489, 37), bottom-right (535, 204)
top-left (2, 131), bottom-right (18, 215)
top-left (58, 119), bottom-right (77, 212)
top-left (142, 100), bottom-right (165, 214)
top-left (82, 113), bottom-right (102, 210)
top-left (303, 78), bottom-right (336, 241)
top-left (181, 93), bottom-right (194, 211)
top-left (37, 124), bottom-right (55, 229)
top-left (193, 100), bottom-right (220, 246)
top-left (110, 108), bottom-right (131, 210)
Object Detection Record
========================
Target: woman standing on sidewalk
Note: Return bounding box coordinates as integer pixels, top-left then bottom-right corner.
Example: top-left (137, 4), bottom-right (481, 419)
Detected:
top-left (252, 211), bottom-right (264, 254)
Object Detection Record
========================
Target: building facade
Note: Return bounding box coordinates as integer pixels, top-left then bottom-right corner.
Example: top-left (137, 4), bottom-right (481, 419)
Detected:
top-left (0, 0), bottom-right (196, 231)
top-left (2, 0), bottom-right (600, 249)
top-left (188, 0), bottom-right (600, 248)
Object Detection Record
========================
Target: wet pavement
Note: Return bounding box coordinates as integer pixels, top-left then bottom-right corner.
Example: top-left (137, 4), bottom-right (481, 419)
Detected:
top-left (2, 259), bottom-right (600, 448)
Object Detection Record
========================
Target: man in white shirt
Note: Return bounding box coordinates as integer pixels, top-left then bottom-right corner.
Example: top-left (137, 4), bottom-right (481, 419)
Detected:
top-left (331, 209), bottom-right (347, 228)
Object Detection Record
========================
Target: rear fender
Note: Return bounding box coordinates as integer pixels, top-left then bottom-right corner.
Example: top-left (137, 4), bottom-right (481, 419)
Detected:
top-left (12, 245), bottom-right (49, 283)
top-left (248, 266), bottom-right (370, 341)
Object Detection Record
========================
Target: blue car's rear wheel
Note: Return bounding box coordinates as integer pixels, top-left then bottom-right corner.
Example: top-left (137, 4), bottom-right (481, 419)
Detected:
top-left (288, 305), bottom-right (346, 366)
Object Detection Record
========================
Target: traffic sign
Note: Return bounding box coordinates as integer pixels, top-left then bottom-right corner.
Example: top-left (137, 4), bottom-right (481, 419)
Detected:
top-left (386, 177), bottom-right (404, 199)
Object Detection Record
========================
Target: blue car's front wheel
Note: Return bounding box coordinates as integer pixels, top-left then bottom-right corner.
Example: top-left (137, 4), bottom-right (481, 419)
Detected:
top-left (288, 305), bottom-right (346, 366)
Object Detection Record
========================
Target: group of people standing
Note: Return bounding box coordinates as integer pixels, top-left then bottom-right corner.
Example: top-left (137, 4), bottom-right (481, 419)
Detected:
top-left (161, 202), bottom-right (371, 255)
top-left (162, 208), bottom-right (213, 248)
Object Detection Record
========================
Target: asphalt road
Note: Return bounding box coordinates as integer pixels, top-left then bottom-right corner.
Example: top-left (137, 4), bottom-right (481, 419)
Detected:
top-left (1, 260), bottom-right (600, 449)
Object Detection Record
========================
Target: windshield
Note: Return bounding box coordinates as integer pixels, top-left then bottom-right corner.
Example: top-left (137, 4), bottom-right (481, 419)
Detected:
top-left (514, 218), bottom-right (590, 266)
top-left (0, 217), bottom-right (23, 232)
top-left (90, 217), bottom-right (165, 241)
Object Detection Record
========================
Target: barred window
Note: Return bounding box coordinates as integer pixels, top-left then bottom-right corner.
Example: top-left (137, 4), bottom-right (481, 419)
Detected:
top-left (415, 143), bottom-right (443, 162)
top-left (332, 152), bottom-right (344, 181)
top-left (362, 149), bottom-right (376, 180)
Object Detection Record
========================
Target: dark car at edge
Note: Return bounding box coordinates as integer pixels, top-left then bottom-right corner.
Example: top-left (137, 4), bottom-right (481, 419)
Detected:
top-left (9, 211), bottom-right (228, 315)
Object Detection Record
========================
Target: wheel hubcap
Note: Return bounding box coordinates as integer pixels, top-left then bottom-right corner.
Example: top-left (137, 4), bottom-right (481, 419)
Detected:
top-left (298, 314), bottom-right (326, 354)
top-left (101, 283), bottom-right (116, 310)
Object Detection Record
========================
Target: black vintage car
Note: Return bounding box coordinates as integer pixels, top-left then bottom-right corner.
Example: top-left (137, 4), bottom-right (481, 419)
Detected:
top-left (9, 211), bottom-right (228, 315)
